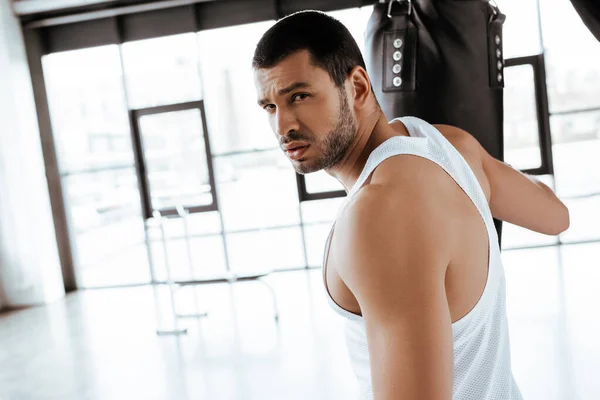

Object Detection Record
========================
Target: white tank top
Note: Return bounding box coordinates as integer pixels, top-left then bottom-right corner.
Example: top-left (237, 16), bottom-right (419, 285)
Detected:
top-left (322, 117), bottom-right (523, 400)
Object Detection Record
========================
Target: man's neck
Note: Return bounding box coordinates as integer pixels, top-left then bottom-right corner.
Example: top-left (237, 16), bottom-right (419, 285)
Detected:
top-left (326, 113), bottom-right (409, 192)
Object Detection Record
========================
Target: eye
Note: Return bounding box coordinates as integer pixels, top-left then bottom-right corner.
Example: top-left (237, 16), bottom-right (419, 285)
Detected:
top-left (292, 93), bottom-right (310, 102)
top-left (263, 104), bottom-right (276, 113)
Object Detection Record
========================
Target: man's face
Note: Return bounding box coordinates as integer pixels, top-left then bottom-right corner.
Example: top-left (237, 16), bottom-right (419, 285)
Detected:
top-left (254, 50), bottom-right (357, 174)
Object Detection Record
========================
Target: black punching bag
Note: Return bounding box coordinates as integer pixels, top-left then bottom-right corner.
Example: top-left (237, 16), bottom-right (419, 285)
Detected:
top-left (365, 0), bottom-right (506, 243)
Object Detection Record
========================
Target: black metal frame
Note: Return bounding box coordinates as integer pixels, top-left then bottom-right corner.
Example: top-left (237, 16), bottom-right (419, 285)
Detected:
top-left (18, 0), bottom-right (375, 28)
top-left (22, 28), bottom-right (78, 292)
top-left (129, 100), bottom-right (219, 219)
top-left (295, 53), bottom-right (556, 203)
top-left (295, 173), bottom-right (346, 202)
top-left (505, 54), bottom-right (554, 176)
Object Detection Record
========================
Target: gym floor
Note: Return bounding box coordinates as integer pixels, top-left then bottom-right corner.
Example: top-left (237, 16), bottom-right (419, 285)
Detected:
top-left (1, 241), bottom-right (599, 400)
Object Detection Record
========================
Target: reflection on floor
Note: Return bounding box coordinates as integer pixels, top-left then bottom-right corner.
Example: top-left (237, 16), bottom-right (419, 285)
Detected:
top-left (1, 242), bottom-right (599, 400)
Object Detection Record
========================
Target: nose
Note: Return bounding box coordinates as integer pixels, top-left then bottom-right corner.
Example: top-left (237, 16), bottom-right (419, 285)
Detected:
top-left (274, 107), bottom-right (300, 137)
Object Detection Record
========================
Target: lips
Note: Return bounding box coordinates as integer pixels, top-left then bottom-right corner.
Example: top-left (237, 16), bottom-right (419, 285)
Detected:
top-left (285, 145), bottom-right (310, 161)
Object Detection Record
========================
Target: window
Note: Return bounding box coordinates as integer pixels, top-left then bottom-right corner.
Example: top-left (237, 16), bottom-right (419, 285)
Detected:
top-left (328, 5), bottom-right (374, 55)
top-left (214, 150), bottom-right (300, 232)
top-left (150, 233), bottom-right (228, 281)
top-left (43, 45), bottom-right (149, 287)
top-left (540, 0), bottom-right (600, 114)
top-left (497, 0), bottom-right (543, 59)
top-left (304, 171), bottom-right (345, 195)
top-left (304, 223), bottom-right (334, 267)
top-left (62, 168), bottom-right (149, 287)
top-left (503, 64), bottom-right (542, 171)
top-left (43, 45), bottom-right (133, 173)
top-left (121, 33), bottom-right (202, 109)
top-left (226, 227), bottom-right (306, 272)
top-left (551, 111), bottom-right (600, 198)
top-left (197, 21), bottom-right (276, 155)
top-left (559, 196), bottom-right (600, 244)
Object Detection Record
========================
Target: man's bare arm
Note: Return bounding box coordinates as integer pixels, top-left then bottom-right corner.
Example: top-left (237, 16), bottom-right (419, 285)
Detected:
top-left (437, 125), bottom-right (570, 235)
top-left (334, 179), bottom-right (454, 400)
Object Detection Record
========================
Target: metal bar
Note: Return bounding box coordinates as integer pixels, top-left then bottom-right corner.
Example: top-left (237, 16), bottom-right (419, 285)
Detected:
top-left (157, 203), bottom-right (218, 218)
top-left (212, 147), bottom-right (279, 158)
top-left (175, 274), bottom-right (270, 286)
top-left (131, 100), bottom-right (205, 117)
top-left (296, 172), bottom-right (347, 203)
top-left (197, 101), bottom-right (220, 215)
top-left (23, 0), bottom-right (217, 29)
top-left (60, 164), bottom-right (135, 177)
top-left (116, 19), bottom-right (155, 224)
top-left (502, 237), bottom-right (600, 251)
top-left (13, 0), bottom-right (119, 16)
top-left (298, 209), bottom-right (310, 269)
top-left (562, 191), bottom-right (600, 200)
top-left (154, 211), bottom-right (188, 335)
top-left (143, 221), bottom-right (158, 283)
top-left (256, 278), bottom-right (280, 323)
top-left (550, 106), bottom-right (600, 116)
top-left (533, 54), bottom-right (554, 175)
top-left (521, 166), bottom-right (547, 176)
top-left (504, 55), bottom-right (554, 176)
top-left (504, 55), bottom-right (539, 67)
top-left (535, 0), bottom-right (545, 52)
top-left (128, 112), bottom-right (153, 221)
top-left (188, 32), bottom-right (233, 278)
top-left (147, 220), bottom-right (335, 241)
top-left (176, 313), bottom-right (208, 319)
top-left (22, 28), bottom-right (79, 291)
top-left (303, 190), bottom-right (347, 202)
top-left (177, 205), bottom-right (203, 317)
top-left (295, 172), bottom-right (309, 203)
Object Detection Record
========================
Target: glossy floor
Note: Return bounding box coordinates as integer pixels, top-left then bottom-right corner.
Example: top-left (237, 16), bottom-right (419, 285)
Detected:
top-left (1, 242), bottom-right (599, 400)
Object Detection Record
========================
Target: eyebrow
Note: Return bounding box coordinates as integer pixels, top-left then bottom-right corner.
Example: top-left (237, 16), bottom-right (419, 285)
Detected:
top-left (257, 82), bottom-right (312, 106)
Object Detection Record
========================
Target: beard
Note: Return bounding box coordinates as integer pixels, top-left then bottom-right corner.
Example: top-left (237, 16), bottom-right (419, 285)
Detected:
top-left (292, 90), bottom-right (358, 175)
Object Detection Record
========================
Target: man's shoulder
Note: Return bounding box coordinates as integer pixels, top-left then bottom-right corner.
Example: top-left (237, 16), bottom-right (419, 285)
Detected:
top-left (332, 180), bottom-right (452, 283)
top-left (338, 172), bottom-right (454, 244)
top-left (333, 157), bottom-right (460, 259)
top-left (366, 151), bottom-right (459, 203)
top-left (433, 124), bottom-right (484, 164)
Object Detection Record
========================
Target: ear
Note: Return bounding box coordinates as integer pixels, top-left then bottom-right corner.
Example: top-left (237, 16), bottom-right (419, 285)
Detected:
top-left (347, 66), bottom-right (372, 108)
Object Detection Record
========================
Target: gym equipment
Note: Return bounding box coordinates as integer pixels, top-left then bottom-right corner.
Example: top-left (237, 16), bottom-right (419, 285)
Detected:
top-left (570, 0), bottom-right (600, 41)
top-left (365, 0), bottom-right (506, 243)
top-left (149, 206), bottom-right (280, 336)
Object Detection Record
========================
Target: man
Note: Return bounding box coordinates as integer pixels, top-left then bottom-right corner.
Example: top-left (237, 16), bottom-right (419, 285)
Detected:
top-left (252, 10), bottom-right (569, 400)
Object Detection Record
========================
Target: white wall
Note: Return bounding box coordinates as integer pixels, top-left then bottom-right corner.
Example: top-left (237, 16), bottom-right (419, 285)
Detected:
top-left (0, 0), bottom-right (65, 309)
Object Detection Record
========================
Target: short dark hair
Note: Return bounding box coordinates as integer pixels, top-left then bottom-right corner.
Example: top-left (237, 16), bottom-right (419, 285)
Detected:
top-left (252, 10), bottom-right (367, 88)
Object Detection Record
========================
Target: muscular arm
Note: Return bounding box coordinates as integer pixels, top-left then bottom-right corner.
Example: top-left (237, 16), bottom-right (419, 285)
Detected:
top-left (481, 143), bottom-right (569, 235)
top-left (334, 179), bottom-right (454, 400)
top-left (436, 125), bottom-right (570, 235)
